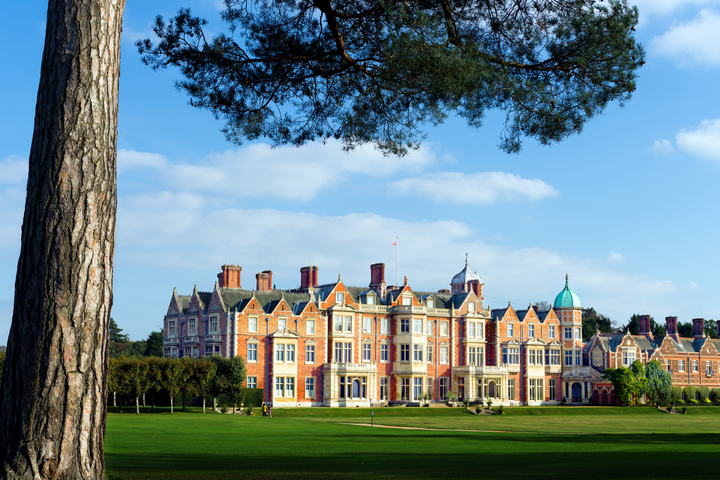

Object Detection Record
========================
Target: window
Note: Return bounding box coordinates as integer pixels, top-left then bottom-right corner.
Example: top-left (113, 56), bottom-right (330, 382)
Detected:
top-left (380, 344), bottom-right (389, 362)
top-left (439, 377), bottom-right (449, 399)
top-left (275, 377), bottom-right (285, 397)
top-left (343, 342), bottom-right (352, 363)
top-left (192, 347), bottom-right (198, 358)
top-left (402, 295), bottom-right (412, 306)
top-left (427, 322), bottom-right (434, 336)
top-left (468, 346), bottom-right (478, 365)
top-left (334, 342), bottom-right (342, 362)
top-left (170, 347), bottom-right (177, 358)
top-left (249, 316), bottom-right (258, 333)
top-left (564, 328), bottom-right (572, 340)
top-left (380, 377), bottom-right (389, 400)
top-left (248, 343), bottom-right (258, 362)
top-left (276, 344), bottom-right (285, 362)
top-left (205, 345), bottom-right (213, 356)
top-left (622, 350), bottom-right (635, 367)
top-left (401, 318), bottom-right (410, 333)
top-left (707, 361), bottom-right (713, 376)
top-left (363, 343), bottom-right (372, 362)
top-left (427, 344), bottom-right (433, 363)
top-left (367, 295), bottom-right (375, 305)
top-left (468, 322), bottom-right (475, 338)
top-left (565, 350), bottom-right (573, 366)
top-left (209, 316), bottom-right (218, 333)
top-left (549, 378), bottom-right (557, 401)
top-left (426, 377), bottom-right (434, 398)
top-left (164, 347), bottom-right (170, 357)
top-left (278, 317), bottom-right (287, 331)
top-left (575, 328), bottom-right (581, 339)
top-left (575, 350), bottom-right (581, 366)
top-left (507, 348), bottom-right (519, 364)
top-left (363, 317), bottom-right (372, 333)
top-left (440, 346), bottom-right (449, 364)
top-left (339, 376), bottom-right (346, 398)
top-left (184, 347), bottom-right (191, 357)
top-left (248, 376), bottom-right (257, 389)
top-left (678, 359), bottom-right (685, 372)
top-left (401, 378), bottom-right (410, 400)
top-left (413, 378), bottom-right (423, 400)
top-left (550, 349), bottom-right (560, 365)
top-left (336, 292), bottom-right (345, 304)
top-left (343, 316), bottom-right (352, 333)
top-left (286, 377), bottom-right (295, 397)
top-left (508, 378), bottom-right (516, 401)
top-left (503, 347), bottom-right (507, 363)
top-left (440, 322), bottom-right (449, 336)
top-left (168, 320), bottom-right (176, 337)
top-left (287, 344), bottom-right (295, 363)
top-left (413, 318), bottom-right (423, 334)
top-left (549, 325), bottom-right (555, 339)
top-left (427, 299), bottom-right (434, 309)
top-left (306, 344), bottom-right (315, 363)
top-left (528, 324), bottom-right (535, 338)
top-left (305, 377), bottom-right (315, 398)
top-left (692, 360), bottom-right (698, 373)
top-left (188, 318), bottom-right (197, 336)
top-left (381, 318), bottom-right (389, 334)
top-left (413, 344), bottom-right (423, 361)
top-left (334, 317), bottom-right (343, 332)
top-left (306, 319), bottom-right (315, 335)
top-left (529, 378), bottom-right (544, 401)
top-left (508, 323), bottom-right (514, 337)
top-left (401, 344), bottom-right (410, 362)
top-left (529, 349), bottom-right (537, 365)
top-left (468, 302), bottom-right (475, 312)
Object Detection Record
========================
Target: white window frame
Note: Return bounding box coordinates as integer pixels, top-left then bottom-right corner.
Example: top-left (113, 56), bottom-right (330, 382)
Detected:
top-left (188, 318), bottom-right (197, 336)
top-left (248, 342), bottom-right (258, 362)
top-left (278, 317), bottom-right (287, 331)
top-left (468, 302), bottom-right (475, 312)
top-left (413, 318), bottom-right (423, 334)
top-left (306, 319), bottom-right (315, 335)
top-left (380, 343), bottom-right (389, 362)
top-left (402, 295), bottom-right (412, 306)
top-left (692, 360), bottom-right (698, 373)
top-left (413, 344), bottom-right (423, 362)
top-left (305, 377), bottom-right (315, 398)
top-left (400, 344), bottom-right (410, 362)
top-left (564, 327), bottom-right (572, 340)
top-left (401, 318), bottom-right (410, 333)
top-left (440, 322), bottom-right (449, 336)
top-left (362, 343), bottom-right (372, 362)
top-left (427, 299), bottom-right (434, 309)
top-left (209, 315), bottom-right (218, 334)
top-left (336, 292), bottom-right (345, 304)
top-left (549, 325), bottom-right (555, 339)
top-left (528, 324), bottom-right (535, 338)
top-left (249, 316), bottom-right (258, 333)
top-left (678, 359), bottom-right (685, 372)
top-left (440, 345), bottom-right (449, 364)
top-left (363, 317), bottom-right (372, 333)
top-left (168, 320), bottom-right (176, 337)
top-left (381, 318), bottom-right (389, 334)
top-left (305, 344), bottom-right (315, 364)
top-left (247, 376), bottom-right (257, 389)
top-left (508, 323), bottom-right (514, 337)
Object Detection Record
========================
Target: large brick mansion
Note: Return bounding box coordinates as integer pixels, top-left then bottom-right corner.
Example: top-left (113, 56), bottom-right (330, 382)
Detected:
top-left (162, 261), bottom-right (720, 407)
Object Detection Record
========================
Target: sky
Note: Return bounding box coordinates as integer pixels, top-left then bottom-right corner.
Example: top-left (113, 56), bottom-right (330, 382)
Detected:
top-left (1, 1), bottom-right (720, 342)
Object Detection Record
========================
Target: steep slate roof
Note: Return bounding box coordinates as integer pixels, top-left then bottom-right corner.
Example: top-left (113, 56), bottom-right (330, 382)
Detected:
top-left (536, 310), bottom-right (553, 322)
top-left (177, 295), bottom-right (191, 313)
top-left (491, 306), bottom-right (511, 321)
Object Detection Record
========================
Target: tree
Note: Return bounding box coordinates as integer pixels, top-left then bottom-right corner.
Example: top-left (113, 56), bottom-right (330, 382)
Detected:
top-left (110, 318), bottom-right (130, 344)
top-left (534, 301), bottom-right (551, 312)
top-left (0, 0), bottom-right (125, 476)
top-left (145, 356), bottom-right (165, 413)
top-left (705, 320), bottom-right (718, 339)
top-left (161, 357), bottom-right (186, 414)
top-left (138, 1), bottom-right (643, 155)
top-left (625, 314), bottom-right (640, 335)
top-left (227, 356), bottom-right (247, 414)
top-left (188, 359), bottom-right (218, 414)
top-left (108, 358), bottom-right (121, 408)
top-left (678, 322), bottom-right (693, 337)
top-left (644, 360), bottom-right (672, 406)
top-left (145, 330), bottom-right (165, 357)
top-left (209, 356), bottom-right (233, 412)
top-left (582, 307), bottom-right (613, 341)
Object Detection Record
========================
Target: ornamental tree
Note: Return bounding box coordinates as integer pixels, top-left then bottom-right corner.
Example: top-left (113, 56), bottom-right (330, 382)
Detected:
top-left (644, 360), bottom-right (672, 406)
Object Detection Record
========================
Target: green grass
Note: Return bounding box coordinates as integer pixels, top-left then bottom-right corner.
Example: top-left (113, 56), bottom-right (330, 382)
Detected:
top-left (105, 406), bottom-right (720, 479)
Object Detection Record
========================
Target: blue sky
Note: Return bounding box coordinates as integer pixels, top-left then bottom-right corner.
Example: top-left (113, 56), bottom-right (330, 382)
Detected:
top-left (1, 1), bottom-right (720, 342)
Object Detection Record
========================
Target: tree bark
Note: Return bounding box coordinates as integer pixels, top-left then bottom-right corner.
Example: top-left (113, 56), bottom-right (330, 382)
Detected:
top-left (170, 397), bottom-right (174, 414)
top-left (136, 396), bottom-right (140, 415)
top-left (0, 0), bottom-right (125, 478)
top-left (113, 391), bottom-right (117, 407)
top-left (202, 397), bottom-right (206, 414)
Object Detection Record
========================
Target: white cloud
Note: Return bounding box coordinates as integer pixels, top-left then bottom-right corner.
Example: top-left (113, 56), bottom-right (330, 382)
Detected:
top-left (676, 118), bottom-right (720, 159)
top-left (0, 156), bottom-right (27, 185)
top-left (651, 9), bottom-right (720, 66)
top-left (608, 252), bottom-right (627, 263)
top-left (123, 140), bottom-right (435, 201)
top-left (632, 0), bottom-right (718, 17)
top-left (390, 172), bottom-right (559, 204)
top-left (652, 139), bottom-right (675, 155)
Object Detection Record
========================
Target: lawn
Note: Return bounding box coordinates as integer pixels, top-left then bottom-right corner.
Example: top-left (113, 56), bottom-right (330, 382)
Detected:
top-left (105, 406), bottom-right (720, 479)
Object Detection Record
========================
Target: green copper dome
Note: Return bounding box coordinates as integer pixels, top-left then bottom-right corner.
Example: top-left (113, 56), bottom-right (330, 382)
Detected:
top-left (553, 274), bottom-right (581, 309)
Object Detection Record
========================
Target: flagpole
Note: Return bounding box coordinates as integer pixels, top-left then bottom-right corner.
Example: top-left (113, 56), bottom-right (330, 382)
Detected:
top-left (396, 237), bottom-right (399, 286)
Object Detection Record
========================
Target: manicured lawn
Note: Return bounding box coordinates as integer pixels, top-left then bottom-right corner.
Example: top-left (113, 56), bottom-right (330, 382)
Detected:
top-left (105, 406), bottom-right (720, 479)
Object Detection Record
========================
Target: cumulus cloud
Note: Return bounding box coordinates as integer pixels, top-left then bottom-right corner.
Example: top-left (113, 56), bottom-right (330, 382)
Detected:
top-left (632, 0), bottom-right (718, 17)
top-left (652, 139), bottom-right (675, 155)
top-left (608, 252), bottom-right (627, 263)
top-left (122, 140), bottom-right (435, 201)
top-left (676, 118), bottom-right (720, 159)
top-left (390, 172), bottom-right (559, 204)
top-left (652, 9), bottom-right (720, 66)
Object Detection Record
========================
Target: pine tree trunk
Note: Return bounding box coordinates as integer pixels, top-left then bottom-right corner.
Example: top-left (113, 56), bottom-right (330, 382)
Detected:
top-left (0, 0), bottom-right (125, 477)
top-left (170, 397), bottom-right (174, 414)
top-left (136, 396), bottom-right (140, 415)
top-left (143, 393), bottom-right (146, 407)
top-left (113, 391), bottom-right (117, 407)
top-left (213, 396), bottom-right (217, 412)
top-left (203, 397), bottom-right (206, 414)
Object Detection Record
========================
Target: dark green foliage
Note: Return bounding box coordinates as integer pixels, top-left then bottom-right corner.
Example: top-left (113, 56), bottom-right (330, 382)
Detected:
top-left (582, 307), bottom-right (613, 341)
top-left (227, 356), bottom-right (247, 410)
top-left (109, 318), bottom-right (130, 344)
top-left (137, 0), bottom-right (643, 155)
top-left (645, 360), bottom-right (672, 406)
top-left (603, 360), bottom-right (647, 406)
top-left (669, 386), bottom-right (683, 405)
top-left (684, 386), bottom-right (699, 404)
top-left (704, 320), bottom-right (718, 339)
top-left (696, 386), bottom-right (710, 403)
top-left (244, 388), bottom-right (265, 407)
top-left (144, 330), bottom-right (164, 357)
top-left (678, 322), bottom-right (693, 337)
top-left (710, 388), bottom-right (720, 402)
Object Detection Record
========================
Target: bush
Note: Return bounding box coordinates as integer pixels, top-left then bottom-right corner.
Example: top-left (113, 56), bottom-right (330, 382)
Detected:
top-left (495, 405), bottom-right (504, 415)
top-left (697, 386), bottom-right (711, 403)
top-left (244, 388), bottom-right (265, 407)
top-left (475, 405), bottom-right (481, 414)
top-left (463, 398), bottom-right (470, 407)
top-left (684, 386), bottom-right (698, 403)
top-left (668, 386), bottom-right (683, 404)
top-left (711, 388), bottom-right (720, 402)
top-left (246, 406), bottom-right (253, 415)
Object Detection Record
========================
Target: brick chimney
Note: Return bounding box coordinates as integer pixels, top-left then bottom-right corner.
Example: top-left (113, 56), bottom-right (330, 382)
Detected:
top-left (468, 279), bottom-right (483, 300)
top-left (666, 316), bottom-right (679, 340)
top-left (300, 266), bottom-right (319, 291)
top-left (218, 265), bottom-right (242, 289)
top-left (693, 318), bottom-right (705, 338)
top-left (370, 263), bottom-right (386, 299)
top-left (256, 270), bottom-right (273, 291)
top-left (638, 314), bottom-right (653, 340)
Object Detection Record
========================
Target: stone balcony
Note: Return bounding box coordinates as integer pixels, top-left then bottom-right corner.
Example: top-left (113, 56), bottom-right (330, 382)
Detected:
top-left (163, 337), bottom-right (180, 346)
top-left (452, 364), bottom-right (509, 376)
top-left (323, 362), bottom-right (378, 375)
top-left (184, 335), bottom-right (200, 344)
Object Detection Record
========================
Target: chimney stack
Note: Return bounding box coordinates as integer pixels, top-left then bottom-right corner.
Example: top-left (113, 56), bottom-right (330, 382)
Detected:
top-left (218, 265), bottom-right (242, 289)
top-left (468, 279), bottom-right (483, 300)
top-left (370, 263), bottom-right (386, 299)
top-left (256, 270), bottom-right (273, 291)
top-left (638, 314), bottom-right (652, 340)
top-left (666, 316), bottom-right (679, 340)
top-left (300, 266), bottom-right (319, 291)
top-left (693, 318), bottom-right (705, 338)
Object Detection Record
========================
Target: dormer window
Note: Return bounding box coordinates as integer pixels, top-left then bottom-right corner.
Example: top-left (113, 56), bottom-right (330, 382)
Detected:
top-left (278, 317), bottom-right (287, 331)
top-left (336, 292), bottom-right (345, 304)
top-left (468, 302), bottom-right (475, 312)
top-left (367, 295), bottom-right (375, 305)
top-left (528, 324), bottom-right (535, 338)
top-left (427, 298), bottom-right (434, 309)
top-left (402, 295), bottom-right (412, 306)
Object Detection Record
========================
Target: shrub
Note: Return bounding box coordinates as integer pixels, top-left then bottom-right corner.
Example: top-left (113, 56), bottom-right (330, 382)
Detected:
top-left (495, 405), bottom-right (504, 415)
top-left (682, 407), bottom-right (687, 414)
top-left (246, 406), bottom-right (253, 415)
top-left (463, 398), bottom-right (470, 407)
top-left (711, 388), bottom-right (720, 403)
top-left (475, 405), bottom-right (481, 414)
top-left (684, 386), bottom-right (698, 403)
top-left (697, 386), bottom-right (711, 403)
top-left (668, 386), bottom-right (683, 404)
